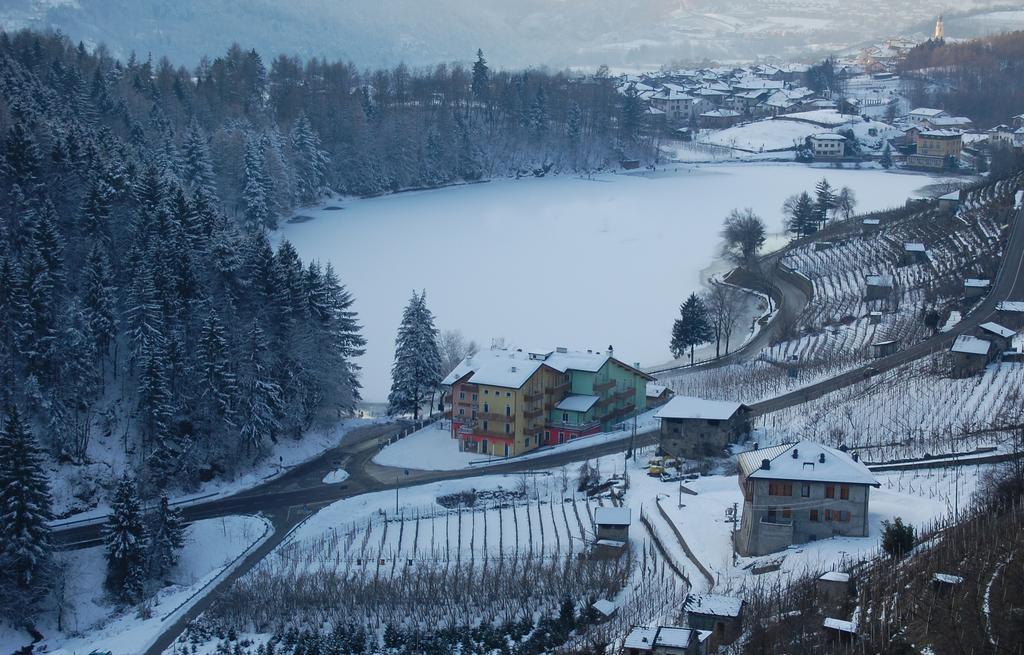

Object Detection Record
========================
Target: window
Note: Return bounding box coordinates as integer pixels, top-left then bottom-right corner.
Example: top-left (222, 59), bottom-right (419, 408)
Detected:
top-left (559, 431), bottom-right (564, 442)
top-left (459, 391), bottom-right (465, 400)
top-left (524, 437), bottom-right (530, 447)
top-left (810, 509), bottom-right (819, 522)
top-left (506, 392), bottom-right (511, 397)
top-left (483, 403), bottom-right (489, 413)
top-left (562, 412), bottom-right (569, 422)
top-left (768, 481), bottom-right (793, 496)
top-left (505, 405), bottom-right (511, 416)
top-left (458, 408), bottom-right (464, 416)
top-left (782, 507), bottom-right (792, 519)
top-left (472, 394), bottom-right (477, 401)
top-left (504, 423), bottom-right (511, 434)
top-left (825, 485), bottom-right (835, 499)
top-left (544, 431), bottom-right (550, 440)
top-left (840, 485), bottom-right (850, 500)
top-left (838, 510), bottom-right (851, 522)
top-left (825, 509), bottom-right (833, 521)
top-left (767, 509), bottom-right (777, 522)
top-left (801, 484), bottom-right (810, 498)
top-left (484, 389), bottom-right (489, 395)
top-left (482, 420), bottom-right (488, 431)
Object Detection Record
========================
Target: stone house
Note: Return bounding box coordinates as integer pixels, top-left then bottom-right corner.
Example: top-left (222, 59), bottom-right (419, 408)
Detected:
top-left (684, 594), bottom-right (744, 648)
top-left (646, 383), bottom-right (674, 409)
top-left (735, 441), bottom-right (880, 557)
top-left (621, 626), bottom-right (709, 655)
top-left (816, 571), bottom-right (852, 607)
top-left (656, 396), bottom-right (750, 459)
top-left (900, 242), bottom-right (928, 266)
top-left (865, 275), bottom-right (894, 302)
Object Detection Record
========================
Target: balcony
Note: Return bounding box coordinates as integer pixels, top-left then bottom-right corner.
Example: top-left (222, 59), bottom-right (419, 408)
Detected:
top-left (524, 408), bottom-right (543, 420)
top-left (545, 383), bottom-right (570, 396)
top-left (547, 420), bottom-right (600, 432)
top-left (594, 380), bottom-right (614, 393)
top-left (524, 390), bottom-right (543, 402)
top-left (478, 412), bottom-right (512, 423)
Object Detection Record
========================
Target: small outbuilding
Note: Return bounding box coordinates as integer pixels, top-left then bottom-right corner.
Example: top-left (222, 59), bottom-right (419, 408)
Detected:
top-left (823, 617), bottom-right (857, 643)
top-left (978, 322), bottom-right (1017, 353)
top-left (684, 593), bottom-right (744, 647)
top-left (865, 274), bottom-right (894, 302)
top-left (950, 335), bottom-right (993, 377)
top-left (931, 572), bottom-right (964, 595)
top-left (937, 190), bottom-right (961, 212)
top-left (964, 278), bottom-right (991, 300)
top-left (646, 382), bottom-right (674, 408)
top-left (861, 218), bottom-right (881, 235)
top-left (901, 242), bottom-right (928, 266)
top-left (816, 571), bottom-right (851, 606)
top-left (594, 506), bottom-right (631, 542)
top-left (870, 339), bottom-right (899, 358)
top-left (656, 396), bottom-right (751, 459)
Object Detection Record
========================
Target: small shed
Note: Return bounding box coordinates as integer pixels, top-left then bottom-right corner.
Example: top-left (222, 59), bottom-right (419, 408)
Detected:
top-left (868, 311), bottom-right (883, 325)
top-left (594, 506), bottom-right (631, 542)
top-left (901, 242), bottom-right (928, 266)
top-left (865, 275), bottom-right (894, 302)
top-left (997, 301), bottom-right (1024, 315)
top-left (950, 335), bottom-right (993, 377)
top-left (964, 278), bottom-right (991, 300)
top-left (646, 382), bottom-right (674, 408)
top-left (861, 218), bottom-right (881, 235)
top-left (592, 598), bottom-right (618, 621)
top-left (937, 190), bottom-right (961, 212)
top-left (685, 593), bottom-right (745, 646)
top-left (622, 626), bottom-right (658, 654)
top-left (816, 571), bottom-right (851, 605)
top-left (823, 617), bottom-right (857, 643)
top-left (870, 339), bottom-right (899, 358)
top-left (978, 322), bottom-right (1017, 353)
top-left (931, 572), bottom-right (964, 595)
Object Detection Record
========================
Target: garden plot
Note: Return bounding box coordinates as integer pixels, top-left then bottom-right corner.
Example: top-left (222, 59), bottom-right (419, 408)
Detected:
top-left (760, 355), bottom-right (1024, 462)
top-left (184, 471), bottom-right (687, 655)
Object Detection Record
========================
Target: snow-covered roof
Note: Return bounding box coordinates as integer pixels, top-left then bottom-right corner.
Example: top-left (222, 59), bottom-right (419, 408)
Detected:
top-left (592, 599), bottom-right (617, 617)
top-left (919, 129), bottom-right (962, 138)
top-left (623, 626), bottom-right (657, 650)
top-left (910, 107), bottom-right (947, 117)
top-left (811, 133), bottom-right (846, 141)
top-left (442, 345), bottom-right (644, 388)
top-left (997, 301), bottom-right (1024, 312)
top-left (929, 116), bottom-right (972, 127)
top-left (964, 278), bottom-right (991, 288)
top-left (685, 593), bottom-right (744, 617)
top-left (980, 322), bottom-right (1016, 339)
top-left (656, 396), bottom-right (745, 421)
top-left (823, 617), bottom-right (857, 633)
top-left (819, 571), bottom-right (850, 583)
top-left (862, 219), bottom-right (881, 225)
top-left (701, 109), bottom-right (741, 118)
top-left (932, 572), bottom-right (963, 585)
top-left (594, 506), bottom-right (631, 526)
top-left (951, 334), bottom-right (991, 356)
top-left (742, 441), bottom-right (880, 486)
top-left (939, 190), bottom-right (960, 201)
top-left (654, 627), bottom-right (696, 649)
top-left (866, 274), bottom-right (893, 287)
top-left (646, 382), bottom-right (669, 397)
top-left (555, 394), bottom-right (599, 413)
top-left (904, 242), bottom-right (926, 252)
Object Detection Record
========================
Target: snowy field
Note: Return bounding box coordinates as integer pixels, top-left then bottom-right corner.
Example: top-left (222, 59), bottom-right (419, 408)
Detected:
top-left (0, 515), bottom-right (270, 655)
top-left (280, 165), bottom-right (942, 401)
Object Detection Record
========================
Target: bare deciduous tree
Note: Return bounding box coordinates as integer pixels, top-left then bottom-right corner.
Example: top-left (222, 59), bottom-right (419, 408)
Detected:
top-left (437, 329), bottom-right (479, 376)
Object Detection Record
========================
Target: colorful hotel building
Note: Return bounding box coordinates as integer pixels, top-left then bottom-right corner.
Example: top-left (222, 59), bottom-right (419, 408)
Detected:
top-left (441, 346), bottom-right (654, 458)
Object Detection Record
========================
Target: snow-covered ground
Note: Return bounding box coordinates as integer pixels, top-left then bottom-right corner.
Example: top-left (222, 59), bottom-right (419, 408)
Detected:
top-left (0, 515), bottom-right (270, 655)
top-left (280, 165), bottom-right (943, 401)
top-left (374, 410), bottom-right (662, 471)
top-left (50, 417), bottom-right (381, 526)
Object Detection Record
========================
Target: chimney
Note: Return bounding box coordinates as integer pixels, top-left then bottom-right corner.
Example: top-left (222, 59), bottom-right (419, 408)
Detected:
top-left (511, 366), bottom-right (517, 373)
top-left (819, 453), bottom-right (826, 463)
top-left (608, 344), bottom-right (614, 356)
top-left (792, 448), bottom-right (799, 459)
top-left (839, 443), bottom-right (849, 452)
top-left (761, 458), bottom-right (770, 470)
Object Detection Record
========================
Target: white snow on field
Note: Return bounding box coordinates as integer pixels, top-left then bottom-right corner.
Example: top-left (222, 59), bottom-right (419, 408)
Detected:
top-left (0, 516), bottom-right (270, 655)
top-left (705, 119), bottom-right (819, 152)
top-left (373, 410), bottom-right (661, 471)
top-left (280, 165), bottom-right (941, 401)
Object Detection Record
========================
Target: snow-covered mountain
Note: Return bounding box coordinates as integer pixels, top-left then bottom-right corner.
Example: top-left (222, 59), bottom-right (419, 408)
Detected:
top-left (0, 0), bottom-right (1016, 69)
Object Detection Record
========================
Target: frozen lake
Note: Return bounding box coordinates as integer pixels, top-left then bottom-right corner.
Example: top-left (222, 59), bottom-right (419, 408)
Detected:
top-left (280, 164), bottom-right (943, 401)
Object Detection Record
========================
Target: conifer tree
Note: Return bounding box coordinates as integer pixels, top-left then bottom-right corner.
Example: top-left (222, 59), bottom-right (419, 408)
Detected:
top-left (814, 178), bottom-right (836, 229)
top-left (290, 113), bottom-right (328, 203)
top-left (243, 133), bottom-right (270, 232)
top-left (181, 119), bottom-right (217, 200)
top-left (146, 495), bottom-right (185, 579)
top-left (471, 49), bottom-right (489, 102)
top-left (197, 308), bottom-right (236, 421)
top-left (880, 142), bottom-right (893, 169)
top-left (0, 405), bottom-right (54, 617)
top-left (670, 293), bottom-right (714, 363)
top-left (388, 290), bottom-right (442, 420)
top-left (104, 473), bottom-right (147, 603)
top-left (237, 324), bottom-right (282, 456)
top-left (81, 176), bottom-right (112, 240)
top-left (83, 243), bottom-right (116, 365)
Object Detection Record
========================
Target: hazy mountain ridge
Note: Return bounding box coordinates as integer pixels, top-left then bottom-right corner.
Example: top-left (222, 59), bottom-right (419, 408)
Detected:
top-left (0, 0), bottom-right (1017, 69)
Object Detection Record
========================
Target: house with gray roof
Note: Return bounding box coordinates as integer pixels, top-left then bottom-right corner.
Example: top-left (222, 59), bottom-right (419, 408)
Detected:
top-left (655, 396), bottom-right (750, 459)
top-left (735, 441), bottom-right (880, 556)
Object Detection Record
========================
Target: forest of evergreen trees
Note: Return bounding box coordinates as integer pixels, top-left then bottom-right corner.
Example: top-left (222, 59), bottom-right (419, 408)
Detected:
top-left (0, 28), bottom-right (645, 505)
top-left (899, 30), bottom-right (1024, 127)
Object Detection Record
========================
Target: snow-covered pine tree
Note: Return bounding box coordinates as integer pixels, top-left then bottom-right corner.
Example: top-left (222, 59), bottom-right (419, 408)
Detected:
top-left (670, 293), bottom-right (714, 363)
top-left (290, 113), bottom-right (328, 204)
top-left (388, 290), bottom-right (442, 420)
top-left (237, 324), bottom-right (282, 456)
top-left (81, 175), bottom-right (112, 241)
top-left (0, 405), bottom-right (54, 619)
top-left (197, 308), bottom-right (236, 422)
top-left (181, 119), bottom-right (217, 200)
top-left (104, 473), bottom-right (147, 603)
top-left (243, 133), bottom-right (271, 233)
top-left (471, 49), bottom-right (489, 102)
top-left (83, 243), bottom-right (116, 367)
top-left (814, 178), bottom-right (836, 229)
top-left (146, 495), bottom-right (185, 579)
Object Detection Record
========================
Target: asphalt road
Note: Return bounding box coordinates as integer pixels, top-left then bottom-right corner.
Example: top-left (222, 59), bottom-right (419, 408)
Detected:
top-left (51, 201), bottom-right (1023, 655)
